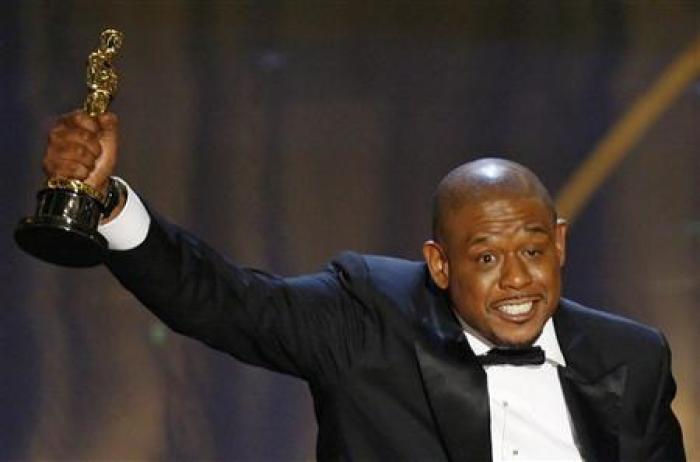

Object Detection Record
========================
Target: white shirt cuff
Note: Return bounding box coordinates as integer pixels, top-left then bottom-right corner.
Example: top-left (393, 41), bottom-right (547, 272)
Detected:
top-left (98, 177), bottom-right (151, 251)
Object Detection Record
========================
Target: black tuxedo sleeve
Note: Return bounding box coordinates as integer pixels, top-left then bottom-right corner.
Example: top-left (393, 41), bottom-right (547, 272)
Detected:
top-left (104, 212), bottom-right (371, 381)
top-left (644, 334), bottom-right (685, 461)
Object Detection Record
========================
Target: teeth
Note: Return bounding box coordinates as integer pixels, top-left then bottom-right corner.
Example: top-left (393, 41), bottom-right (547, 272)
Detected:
top-left (498, 301), bottom-right (533, 316)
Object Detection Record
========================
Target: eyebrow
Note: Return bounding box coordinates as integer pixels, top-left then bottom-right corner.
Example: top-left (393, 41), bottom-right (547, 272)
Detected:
top-left (523, 223), bottom-right (550, 235)
top-left (466, 223), bottom-right (550, 247)
top-left (467, 235), bottom-right (491, 247)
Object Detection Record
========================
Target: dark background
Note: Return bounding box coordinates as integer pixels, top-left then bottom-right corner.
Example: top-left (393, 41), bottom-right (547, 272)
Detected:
top-left (1, 1), bottom-right (698, 460)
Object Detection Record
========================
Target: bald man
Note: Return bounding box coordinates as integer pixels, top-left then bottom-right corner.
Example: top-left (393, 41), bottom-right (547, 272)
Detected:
top-left (42, 112), bottom-right (684, 461)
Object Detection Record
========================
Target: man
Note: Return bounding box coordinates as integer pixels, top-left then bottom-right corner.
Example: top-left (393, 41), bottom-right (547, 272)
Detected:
top-left (42, 111), bottom-right (685, 460)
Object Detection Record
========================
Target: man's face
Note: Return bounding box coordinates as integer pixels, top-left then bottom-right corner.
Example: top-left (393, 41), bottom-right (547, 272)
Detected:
top-left (424, 194), bottom-right (567, 347)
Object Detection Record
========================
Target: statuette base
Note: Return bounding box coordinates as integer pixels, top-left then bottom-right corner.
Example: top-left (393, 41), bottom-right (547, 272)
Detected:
top-left (15, 188), bottom-right (107, 267)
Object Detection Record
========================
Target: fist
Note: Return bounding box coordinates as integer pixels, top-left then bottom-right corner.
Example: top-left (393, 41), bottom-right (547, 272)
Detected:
top-left (43, 110), bottom-right (118, 195)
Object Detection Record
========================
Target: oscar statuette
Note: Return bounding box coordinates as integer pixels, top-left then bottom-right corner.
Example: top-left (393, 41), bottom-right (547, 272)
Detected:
top-left (15, 29), bottom-right (124, 267)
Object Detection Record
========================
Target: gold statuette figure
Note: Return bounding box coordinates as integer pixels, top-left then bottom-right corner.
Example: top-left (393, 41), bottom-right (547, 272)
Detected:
top-left (15, 29), bottom-right (124, 267)
top-left (84, 29), bottom-right (122, 117)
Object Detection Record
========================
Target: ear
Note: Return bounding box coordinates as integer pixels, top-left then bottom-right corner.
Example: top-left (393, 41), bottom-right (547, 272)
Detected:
top-left (422, 240), bottom-right (450, 290)
top-left (555, 218), bottom-right (568, 267)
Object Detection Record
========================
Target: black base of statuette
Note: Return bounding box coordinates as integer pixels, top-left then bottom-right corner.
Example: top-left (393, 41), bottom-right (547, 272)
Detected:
top-left (15, 187), bottom-right (107, 267)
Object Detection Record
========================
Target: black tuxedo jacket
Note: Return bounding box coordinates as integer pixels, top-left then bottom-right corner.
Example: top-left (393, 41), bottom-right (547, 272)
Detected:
top-left (106, 214), bottom-right (685, 461)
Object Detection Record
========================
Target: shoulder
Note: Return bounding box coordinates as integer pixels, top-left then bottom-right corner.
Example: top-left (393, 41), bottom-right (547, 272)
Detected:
top-left (328, 251), bottom-right (432, 317)
top-left (560, 298), bottom-right (664, 339)
top-left (558, 298), bottom-right (669, 357)
top-left (329, 251), bottom-right (427, 288)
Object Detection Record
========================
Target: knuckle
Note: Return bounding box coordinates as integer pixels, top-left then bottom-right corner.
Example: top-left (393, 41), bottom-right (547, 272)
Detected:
top-left (73, 144), bottom-right (92, 159)
top-left (65, 144), bottom-right (83, 159)
top-left (78, 130), bottom-right (92, 143)
top-left (54, 165), bottom-right (71, 178)
top-left (48, 128), bottom-right (65, 144)
top-left (41, 157), bottom-right (53, 173)
top-left (65, 161), bottom-right (86, 179)
top-left (67, 112), bottom-right (84, 126)
top-left (45, 146), bottom-right (61, 162)
top-left (73, 167), bottom-right (88, 179)
top-left (78, 149), bottom-right (96, 165)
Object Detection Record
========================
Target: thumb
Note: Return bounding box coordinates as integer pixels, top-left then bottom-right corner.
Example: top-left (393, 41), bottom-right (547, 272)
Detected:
top-left (85, 112), bottom-right (119, 192)
top-left (97, 112), bottom-right (119, 143)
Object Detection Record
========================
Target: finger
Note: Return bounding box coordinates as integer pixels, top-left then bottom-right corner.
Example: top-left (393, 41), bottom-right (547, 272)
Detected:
top-left (96, 112), bottom-right (118, 150)
top-left (51, 129), bottom-right (102, 158)
top-left (44, 158), bottom-right (91, 181)
top-left (51, 142), bottom-right (98, 169)
top-left (42, 152), bottom-right (93, 178)
top-left (44, 139), bottom-right (99, 177)
top-left (48, 121), bottom-right (71, 139)
top-left (63, 110), bottom-right (100, 133)
top-left (97, 112), bottom-right (118, 131)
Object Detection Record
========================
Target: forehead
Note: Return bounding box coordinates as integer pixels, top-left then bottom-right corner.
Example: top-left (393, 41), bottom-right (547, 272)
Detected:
top-left (443, 195), bottom-right (554, 242)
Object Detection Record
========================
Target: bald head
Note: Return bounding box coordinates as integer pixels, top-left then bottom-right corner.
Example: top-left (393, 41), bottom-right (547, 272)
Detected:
top-left (432, 158), bottom-right (556, 241)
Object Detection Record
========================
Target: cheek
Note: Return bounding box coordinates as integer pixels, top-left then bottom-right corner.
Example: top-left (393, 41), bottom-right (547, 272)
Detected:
top-left (532, 260), bottom-right (562, 296)
top-left (449, 266), bottom-right (494, 306)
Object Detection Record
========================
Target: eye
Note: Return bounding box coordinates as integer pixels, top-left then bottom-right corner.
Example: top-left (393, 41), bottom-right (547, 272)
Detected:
top-left (477, 253), bottom-right (497, 265)
top-left (523, 248), bottom-right (543, 258)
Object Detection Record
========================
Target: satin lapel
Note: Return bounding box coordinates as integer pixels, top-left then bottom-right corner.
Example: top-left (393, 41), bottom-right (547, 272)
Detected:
top-left (413, 281), bottom-right (491, 462)
top-left (554, 300), bottom-right (628, 462)
top-left (558, 365), bottom-right (627, 462)
top-left (415, 339), bottom-right (491, 462)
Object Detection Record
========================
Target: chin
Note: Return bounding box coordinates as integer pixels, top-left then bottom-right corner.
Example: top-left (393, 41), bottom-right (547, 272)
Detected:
top-left (492, 329), bottom-right (542, 348)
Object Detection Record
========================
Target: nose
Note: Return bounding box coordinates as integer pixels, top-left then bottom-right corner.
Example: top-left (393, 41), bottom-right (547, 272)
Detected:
top-left (499, 253), bottom-right (532, 290)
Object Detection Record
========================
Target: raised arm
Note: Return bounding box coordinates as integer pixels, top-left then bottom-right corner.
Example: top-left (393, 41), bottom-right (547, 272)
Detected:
top-left (41, 111), bottom-right (373, 381)
top-left (105, 211), bottom-right (368, 379)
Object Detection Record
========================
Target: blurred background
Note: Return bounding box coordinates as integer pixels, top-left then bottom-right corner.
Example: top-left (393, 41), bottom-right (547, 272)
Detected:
top-left (1, 1), bottom-right (698, 460)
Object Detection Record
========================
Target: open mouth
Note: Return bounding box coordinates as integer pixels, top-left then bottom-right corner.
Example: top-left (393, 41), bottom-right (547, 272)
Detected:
top-left (497, 301), bottom-right (533, 316)
top-left (491, 296), bottom-right (542, 321)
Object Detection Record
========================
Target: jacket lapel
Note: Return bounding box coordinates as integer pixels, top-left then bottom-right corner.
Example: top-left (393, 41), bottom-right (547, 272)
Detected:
top-left (554, 300), bottom-right (628, 462)
top-left (413, 282), bottom-right (492, 462)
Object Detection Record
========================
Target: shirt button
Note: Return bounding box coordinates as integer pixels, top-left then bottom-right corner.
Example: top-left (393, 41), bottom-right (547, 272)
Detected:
top-left (512, 449), bottom-right (519, 456)
top-left (502, 400), bottom-right (509, 407)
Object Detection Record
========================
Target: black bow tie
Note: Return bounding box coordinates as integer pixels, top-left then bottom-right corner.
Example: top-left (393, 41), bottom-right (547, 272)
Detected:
top-left (477, 346), bottom-right (546, 366)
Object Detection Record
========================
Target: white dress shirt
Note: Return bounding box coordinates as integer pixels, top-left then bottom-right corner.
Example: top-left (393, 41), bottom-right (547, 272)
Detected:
top-left (462, 319), bottom-right (583, 461)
